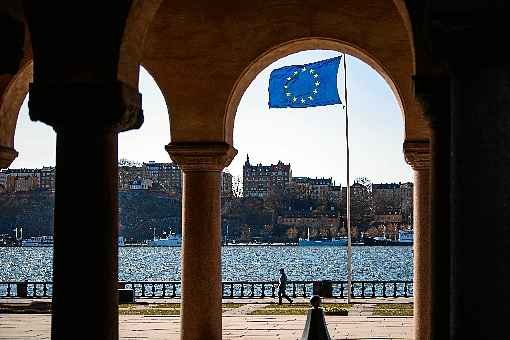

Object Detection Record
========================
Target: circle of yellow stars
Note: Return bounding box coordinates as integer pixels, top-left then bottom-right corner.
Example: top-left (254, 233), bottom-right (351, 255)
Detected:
top-left (283, 66), bottom-right (320, 104)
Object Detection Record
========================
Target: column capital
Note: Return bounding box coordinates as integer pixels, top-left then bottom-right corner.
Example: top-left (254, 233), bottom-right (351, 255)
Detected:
top-left (166, 142), bottom-right (237, 172)
top-left (0, 145), bottom-right (18, 169)
top-left (403, 141), bottom-right (431, 170)
top-left (28, 81), bottom-right (143, 132)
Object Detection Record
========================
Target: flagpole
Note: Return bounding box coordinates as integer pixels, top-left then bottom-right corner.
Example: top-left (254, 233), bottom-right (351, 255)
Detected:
top-left (343, 53), bottom-right (352, 304)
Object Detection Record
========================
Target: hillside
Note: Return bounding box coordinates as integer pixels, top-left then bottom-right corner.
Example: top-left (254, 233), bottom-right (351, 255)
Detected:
top-left (0, 191), bottom-right (182, 241)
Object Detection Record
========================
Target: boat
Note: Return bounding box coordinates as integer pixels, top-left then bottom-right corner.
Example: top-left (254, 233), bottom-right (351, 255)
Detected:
top-left (397, 229), bottom-right (413, 245)
top-left (147, 228), bottom-right (182, 247)
top-left (361, 228), bottom-right (414, 246)
top-left (21, 235), bottom-right (53, 247)
top-left (298, 227), bottom-right (348, 246)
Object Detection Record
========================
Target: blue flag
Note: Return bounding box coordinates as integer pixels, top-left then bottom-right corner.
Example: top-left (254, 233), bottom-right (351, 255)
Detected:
top-left (268, 56), bottom-right (342, 108)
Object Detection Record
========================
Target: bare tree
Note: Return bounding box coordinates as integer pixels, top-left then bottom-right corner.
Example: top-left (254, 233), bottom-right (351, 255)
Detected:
top-left (232, 175), bottom-right (243, 198)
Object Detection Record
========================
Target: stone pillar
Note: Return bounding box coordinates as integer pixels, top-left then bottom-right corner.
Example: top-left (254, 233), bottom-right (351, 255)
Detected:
top-left (0, 145), bottom-right (18, 169)
top-left (27, 81), bottom-right (142, 340)
top-left (404, 141), bottom-right (431, 340)
top-left (429, 100), bottom-right (451, 340)
top-left (414, 76), bottom-right (452, 339)
top-left (166, 142), bottom-right (237, 340)
top-left (449, 65), bottom-right (510, 339)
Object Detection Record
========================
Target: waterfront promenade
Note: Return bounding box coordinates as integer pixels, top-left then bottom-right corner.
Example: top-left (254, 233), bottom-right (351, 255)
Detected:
top-left (0, 298), bottom-right (413, 339)
top-left (0, 314), bottom-right (413, 339)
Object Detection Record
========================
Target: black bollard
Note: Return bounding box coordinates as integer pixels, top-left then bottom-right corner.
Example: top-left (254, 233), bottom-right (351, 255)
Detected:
top-left (301, 295), bottom-right (332, 340)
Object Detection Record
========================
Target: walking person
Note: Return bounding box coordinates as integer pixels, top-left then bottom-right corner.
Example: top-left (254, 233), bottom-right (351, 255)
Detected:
top-left (278, 268), bottom-right (293, 304)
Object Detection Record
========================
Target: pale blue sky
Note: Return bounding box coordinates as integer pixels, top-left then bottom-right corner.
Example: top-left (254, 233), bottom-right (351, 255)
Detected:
top-left (11, 50), bottom-right (411, 184)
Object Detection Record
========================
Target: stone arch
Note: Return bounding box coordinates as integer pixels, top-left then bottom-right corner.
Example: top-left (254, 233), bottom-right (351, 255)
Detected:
top-left (0, 60), bottom-right (32, 164)
top-left (140, 0), bottom-right (428, 147)
top-left (118, 0), bottom-right (165, 88)
top-left (224, 37), bottom-right (412, 146)
top-left (0, 61), bottom-right (171, 168)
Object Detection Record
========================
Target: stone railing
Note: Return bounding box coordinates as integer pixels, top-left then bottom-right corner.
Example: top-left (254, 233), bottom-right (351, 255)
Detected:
top-left (0, 280), bottom-right (413, 299)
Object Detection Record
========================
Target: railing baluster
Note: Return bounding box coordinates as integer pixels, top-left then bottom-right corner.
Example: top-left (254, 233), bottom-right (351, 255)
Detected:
top-left (0, 280), bottom-right (413, 300)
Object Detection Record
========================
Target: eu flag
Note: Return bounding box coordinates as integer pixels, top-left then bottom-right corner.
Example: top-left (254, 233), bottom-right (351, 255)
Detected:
top-left (268, 56), bottom-right (342, 108)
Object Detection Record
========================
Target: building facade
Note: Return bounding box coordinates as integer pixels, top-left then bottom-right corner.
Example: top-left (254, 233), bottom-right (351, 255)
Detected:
top-left (221, 172), bottom-right (233, 197)
top-left (242, 155), bottom-right (291, 198)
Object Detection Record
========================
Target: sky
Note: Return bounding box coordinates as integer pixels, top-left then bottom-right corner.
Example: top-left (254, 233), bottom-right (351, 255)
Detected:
top-left (11, 50), bottom-right (412, 184)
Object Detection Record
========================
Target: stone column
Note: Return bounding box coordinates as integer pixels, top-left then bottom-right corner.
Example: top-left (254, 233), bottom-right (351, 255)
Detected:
top-left (0, 145), bottom-right (18, 169)
top-left (27, 81), bottom-right (142, 340)
top-left (404, 141), bottom-right (431, 340)
top-left (414, 76), bottom-right (452, 339)
top-left (166, 142), bottom-right (237, 340)
top-left (449, 65), bottom-right (510, 339)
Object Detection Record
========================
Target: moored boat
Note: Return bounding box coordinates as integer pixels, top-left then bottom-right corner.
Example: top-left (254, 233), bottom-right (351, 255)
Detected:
top-left (147, 228), bottom-right (181, 247)
top-left (21, 235), bottom-right (53, 247)
top-left (298, 227), bottom-right (348, 246)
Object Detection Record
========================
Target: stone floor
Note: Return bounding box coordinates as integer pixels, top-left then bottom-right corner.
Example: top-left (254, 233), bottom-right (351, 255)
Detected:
top-left (0, 314), bottom-right (413, 339)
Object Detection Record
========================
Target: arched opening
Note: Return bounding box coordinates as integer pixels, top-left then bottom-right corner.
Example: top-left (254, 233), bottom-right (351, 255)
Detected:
top-left (0, 63), bottom-right (178, 303)
top-left (223, 45), bottom-right (414, 337)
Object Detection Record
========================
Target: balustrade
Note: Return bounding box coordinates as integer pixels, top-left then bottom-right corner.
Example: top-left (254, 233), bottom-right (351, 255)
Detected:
top-left (0, 280), bottom-right (413, 299)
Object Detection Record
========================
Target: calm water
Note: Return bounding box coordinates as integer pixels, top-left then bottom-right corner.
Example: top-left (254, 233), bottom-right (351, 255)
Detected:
top-left (0, 246), bottom-right (412, 282)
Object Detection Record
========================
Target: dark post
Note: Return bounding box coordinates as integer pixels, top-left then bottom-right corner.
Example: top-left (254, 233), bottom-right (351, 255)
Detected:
top-left (17, 281), bottom-right (28, 298)
top-left (301, 295), bottom-right (332, 340)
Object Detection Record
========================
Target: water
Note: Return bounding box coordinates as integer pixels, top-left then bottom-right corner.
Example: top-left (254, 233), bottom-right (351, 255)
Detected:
top-left (0, 246), bottom-right (412, 282)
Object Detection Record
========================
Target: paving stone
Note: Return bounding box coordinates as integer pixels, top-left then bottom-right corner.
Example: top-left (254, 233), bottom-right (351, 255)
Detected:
top-left (0, 313), bottom-right (413, 339)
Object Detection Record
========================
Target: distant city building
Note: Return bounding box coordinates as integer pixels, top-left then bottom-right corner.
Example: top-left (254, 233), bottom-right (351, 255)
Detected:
top-left (221, 172), bottom-right (233, 197)
top-left (372, 183), bottom-right (402, 214)
top-left (242, 155), bottom-right (291, 198)
top-left (118, 161), bottom-right (182, 195)
top-left (143, 161), bottom-right (182, 195)
top-left (289, 177), bottom-right (336, 201)
top-left (328, 185), bottom-right (342, 206)
top-left (372, 182), bottom-right (413, 225)
top-left (129, 179), bottom-right (153, 190)
top-left (40, 167), bottom-right (56, 191)
top-left (373, 210), bottom-right (403, 224)
top-left (277, 215), bottom-right (340, 229)
top-left (1, 168), bottom-right (42, 193)
top-left (119, 165), bottom-right (144, 191)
